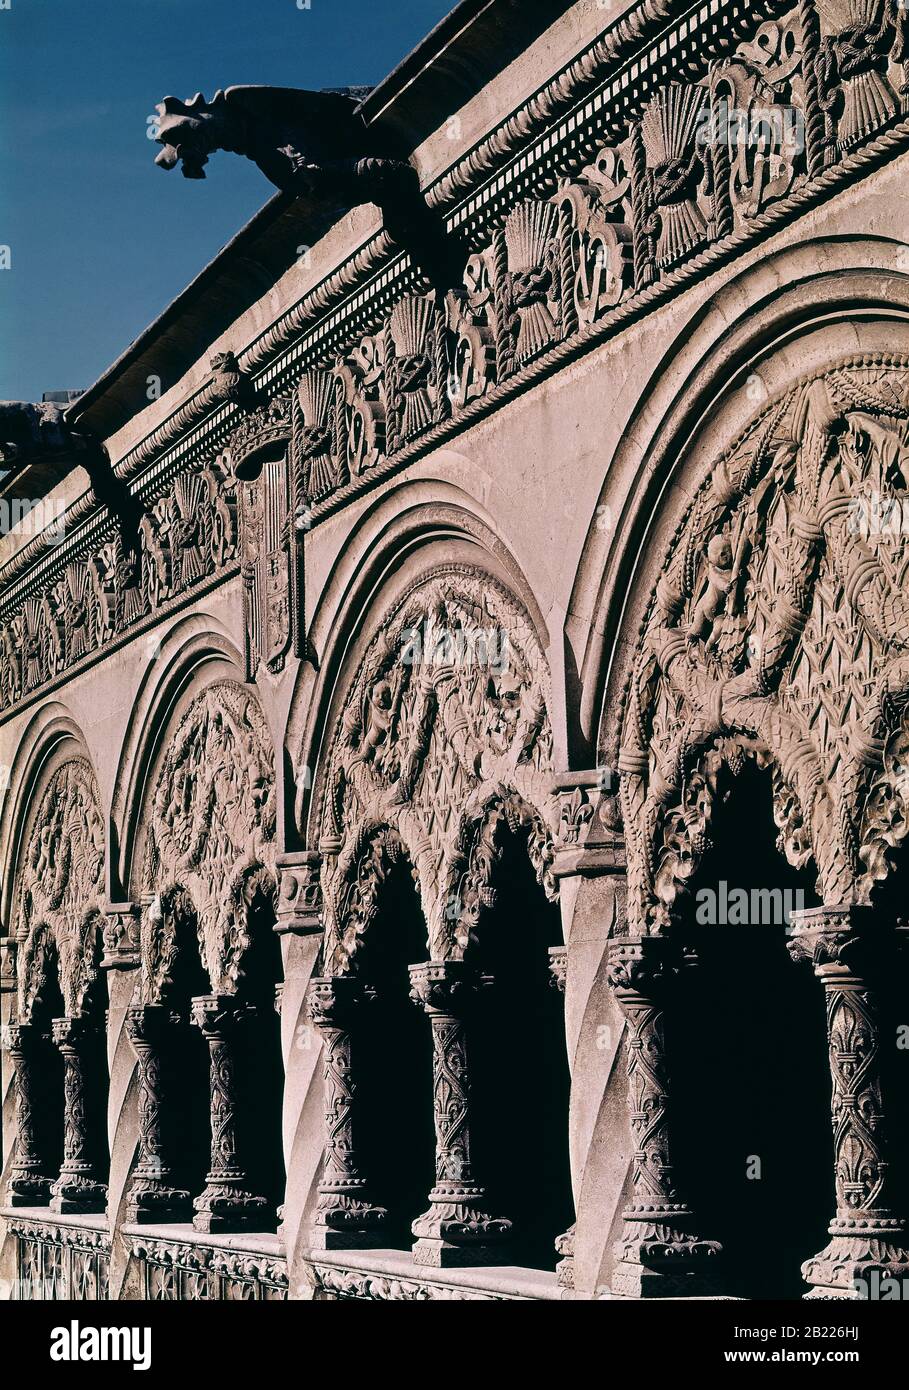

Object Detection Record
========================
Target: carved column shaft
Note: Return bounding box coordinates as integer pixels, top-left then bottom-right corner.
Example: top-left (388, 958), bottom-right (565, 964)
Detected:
top-left (308, 975), bottom-right (387, 1249)
top-left (49, 1014), bottom-right (107, 1215)
top-left (191, 994), bottom-right (270, 1234)
top-left (547, 945), bottom-right (576, 1289)
top-left (124, 1004), bottom-right (191, 1223)
top-left (789, 906), bottom-right (909, 1298)
top-left (606, 938), bottom-right (721, 1297)
top-left (3, 1022), bottom-right (54, 1205)
top-left (409, 960), bottom-right (511, 1268)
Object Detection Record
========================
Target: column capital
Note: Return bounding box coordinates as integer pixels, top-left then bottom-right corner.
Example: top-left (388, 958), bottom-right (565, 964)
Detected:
top-left (408, 960), bottom-right (490, 1015)
top-left (308, 975), bottom-right (374, 1029)
top-left (125, 1002), bottom-right (181, 1047)
top-left (189, 993), bottom-right (255, 1038)
top-left (101, 901), bottom-right (142, 971)
top-left (51, 1013), bottom-right (102, 1049)
top-left (606, 935), bottom-right (681, 998)
top-left (274, 851), bottom-right (323, 935)
top-left (2, 1019), bottom-right (36, 1055)
top-left (550, 768), bottom-right (626, 879)
top-left (787, 905), bottom-right (884, 975)
top-left (548, 945), bottom-right (568, 993)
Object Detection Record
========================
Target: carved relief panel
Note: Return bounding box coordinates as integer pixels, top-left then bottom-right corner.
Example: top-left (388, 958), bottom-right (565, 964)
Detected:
top-left (315, 568), bottom-right (557, 972)
top-left (14, 758), bottom-right (105, 1020)
top-left (618, 355), bottom-right (909, 934)
top-left (141, 681), bottom-right (277, 994)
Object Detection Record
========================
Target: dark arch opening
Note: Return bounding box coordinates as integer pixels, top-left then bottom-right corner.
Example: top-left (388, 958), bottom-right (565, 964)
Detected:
top-left (156, 889), bottom-right (212, 1207)
top-left (29, 936), bottom-right (66, 1190)
top-left (233, 877), bottom-right (285, 1222)
top-left (670, 759), bottom-right (831, 1299)
top-left (468, 821), bottom-right (573, 1270)
top-left (357, 851), bottom-right (435, 1245)
top-left (79, 919), bottom-right (111, 1189)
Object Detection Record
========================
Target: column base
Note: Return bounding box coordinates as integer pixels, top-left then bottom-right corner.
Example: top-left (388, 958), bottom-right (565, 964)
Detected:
top-left (125, 1183), bottom-right (193, 1225)
top-left (412, 1237), bottom-right (511, 1268)
top-left (49, 1179), bottom-right (107, 1216)
top-left (6, 1176), bottom-right (53, 1207)
top-left (311, 1186), bottom-right (389, 1249)
top-left (411, 1186), bottom-right (512, 1267)
top-left (192, 1183), bottom-right (272, 1235)
top-left (610, 1205), bottom-right (723, 1298)
top-left (555, 1223), bottom-right (575, 1290)
top-left (802, 1222), bottom-right (909, 1299)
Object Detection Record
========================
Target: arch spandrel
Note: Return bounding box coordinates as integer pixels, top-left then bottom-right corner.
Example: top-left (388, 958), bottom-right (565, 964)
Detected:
top-left (314, 566), bottom-right (559, 973)
top-left (13, 756), bottom-right (105, 1020)
top-left (617, 353), bottom-right (909, 934)
top-left (139, 679), bottom-right (277, 995)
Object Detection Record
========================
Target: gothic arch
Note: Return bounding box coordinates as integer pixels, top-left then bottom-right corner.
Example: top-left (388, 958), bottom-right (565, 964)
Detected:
top-left (289, 487), bottom-right (552, 843)
top-left (575, 239), bottom-right (909, 763)
top-left (610, 351), bottom-right (909, 934)
top-left (310, 563), bottom-right (558, 974)
top-left (133, 678), bottom-right (277, 992)
top-left (110, 613), bottom-right (247, 896)
top-left (10, 751), bottom-right (105, 1022)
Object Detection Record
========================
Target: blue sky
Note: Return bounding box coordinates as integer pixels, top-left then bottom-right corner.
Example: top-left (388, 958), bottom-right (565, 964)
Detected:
top-left (0, 0), bottom-right (454, 402)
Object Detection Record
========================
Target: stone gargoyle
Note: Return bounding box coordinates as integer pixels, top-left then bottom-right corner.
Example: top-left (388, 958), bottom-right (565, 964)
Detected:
top-left (153, 86), bottom-right (467, 289)
top-left (0, 401), bottom-right (141, 552)
top-left (153, 85), bottom-right (414, 204)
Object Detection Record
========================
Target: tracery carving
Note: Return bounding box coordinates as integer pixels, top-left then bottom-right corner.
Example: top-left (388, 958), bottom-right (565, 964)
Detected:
top-left (142, 682), bottom-right (276, 993)
top-left (618, 355), bottom-right (909, 934)
top-left (316, 568), bottom-right (555, 972)
top-left (14, 758), bottom-right (105, 1020)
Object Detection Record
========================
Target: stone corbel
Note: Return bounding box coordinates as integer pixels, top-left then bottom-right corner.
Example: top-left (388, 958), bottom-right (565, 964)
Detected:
top-left (550, 769), bottom-right (625, 881)
top-left (100, 902), bottom-right (142, 971)
top-left (274, 852), bottom-right (323, 936)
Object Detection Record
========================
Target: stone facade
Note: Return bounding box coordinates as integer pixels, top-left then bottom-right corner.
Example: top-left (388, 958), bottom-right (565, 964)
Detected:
top-left (2, 0), bottom-right (909, 1302)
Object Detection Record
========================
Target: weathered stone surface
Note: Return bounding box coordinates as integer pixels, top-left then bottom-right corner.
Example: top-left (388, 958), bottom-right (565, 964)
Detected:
top-left (2, 0), bottom-right (908, 1303)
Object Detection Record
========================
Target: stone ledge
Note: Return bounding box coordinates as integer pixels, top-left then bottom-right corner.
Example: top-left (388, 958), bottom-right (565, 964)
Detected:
top-left (121, 1222), bottom-right (284, 1257)
top-left (308, 1247), bottom-right (563, 1301)
top-left (0, 1204), bottom-right (109, 1233)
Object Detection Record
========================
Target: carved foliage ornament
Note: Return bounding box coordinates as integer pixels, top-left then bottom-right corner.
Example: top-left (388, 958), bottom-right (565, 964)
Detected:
top-left (14, 758), bottom-right (105, 1020)
top-left (618, 355), bottom-right (909, 934)
top-left (142, 681), bottom-right (276, 994)
top-left (316, 569), bottom-right (556, 972)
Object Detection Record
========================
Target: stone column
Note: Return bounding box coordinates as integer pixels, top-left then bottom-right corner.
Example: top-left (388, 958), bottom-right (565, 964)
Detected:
top-left (49, 1015), bottom-right (107, 1215)
top-left (308, 975), bottom-right (387, 1249)
top-left (2, 1022), bottom-right (54, 1206)
top-left (409, 960), bottom-right (512, 1267)
top-left (124, 1004), bottom-right (191, 1223)
top-left (788, 905), bottom-right (909, 1298)
top-left (191, 994), bottom-right (270, 1234)
top-left (547, 944), bottom-right (576, 1289)
top-left (606, 937), bottom-right (721, 1297)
